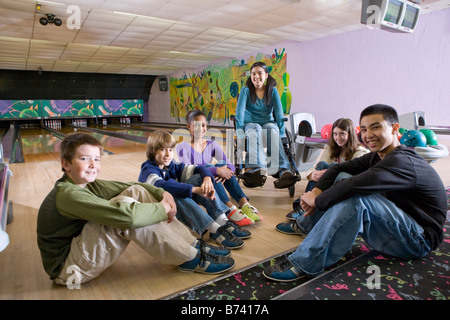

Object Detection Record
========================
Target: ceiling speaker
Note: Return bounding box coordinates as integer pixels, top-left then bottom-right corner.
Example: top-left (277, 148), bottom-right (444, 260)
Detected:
top-left (159, 78), bottom-right (168, 91)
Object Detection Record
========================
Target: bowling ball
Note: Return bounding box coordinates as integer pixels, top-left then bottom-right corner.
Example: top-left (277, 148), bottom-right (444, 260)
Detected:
top-left (399, 130), bottom-right (427, 147)
top-left (321, 124), bottom-right (332, 139)
top-left (419, 129), bottom-right (438, 145)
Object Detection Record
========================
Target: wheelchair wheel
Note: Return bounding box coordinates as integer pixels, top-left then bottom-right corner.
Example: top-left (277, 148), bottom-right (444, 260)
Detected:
top-left (286, 128), bottom-right (293, 144)
top-left (286, 128), bottom-right (301, 192)
top-left (288, 185), bottom-right (295, 198)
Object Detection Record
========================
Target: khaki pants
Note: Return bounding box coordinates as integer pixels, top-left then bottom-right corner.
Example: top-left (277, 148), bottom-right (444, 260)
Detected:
top-left (54, 185), bottom-right (197, 286)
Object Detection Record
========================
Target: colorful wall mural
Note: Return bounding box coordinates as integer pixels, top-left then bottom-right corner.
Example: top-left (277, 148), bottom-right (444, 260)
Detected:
top-left (169, 49), bottom-right (291, 125)
top-left (0, 99), bottom-right (143, 119)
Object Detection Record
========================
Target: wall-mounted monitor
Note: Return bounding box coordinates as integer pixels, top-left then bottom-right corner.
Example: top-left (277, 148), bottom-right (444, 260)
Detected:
top-left (381, 0), bottom-right (404, 30)
top-left (398, 1), bottom-right (421, 32)
top-left (361, 0), bottom-right (421, 33)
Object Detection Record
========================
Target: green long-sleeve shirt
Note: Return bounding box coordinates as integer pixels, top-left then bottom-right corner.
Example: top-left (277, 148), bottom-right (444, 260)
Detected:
top-left (37, 174), bottom-right (167, 279)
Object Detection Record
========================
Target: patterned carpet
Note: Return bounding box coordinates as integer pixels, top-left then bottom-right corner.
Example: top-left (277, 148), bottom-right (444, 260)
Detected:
top-left (281, 218), bottom-right (449, 300)
top-left (167, 187), bottom-right (450, 300)
top-left (167, 233), bottom-right (369, 300)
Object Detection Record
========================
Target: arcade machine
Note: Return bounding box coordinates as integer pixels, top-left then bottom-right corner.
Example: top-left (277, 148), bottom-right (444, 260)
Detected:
top-left (399, 111), bottom-right (449, 163)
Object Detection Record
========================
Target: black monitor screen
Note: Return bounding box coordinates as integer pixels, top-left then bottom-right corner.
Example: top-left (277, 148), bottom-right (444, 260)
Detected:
top-left (384, 0), bottom-right (403, 24)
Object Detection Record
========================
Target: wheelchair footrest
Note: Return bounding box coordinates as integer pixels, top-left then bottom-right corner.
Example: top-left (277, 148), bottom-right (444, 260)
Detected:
top-left (240, 171), bottom-right (267, 188)
top-left (273, 175), bottom-right (300, 189)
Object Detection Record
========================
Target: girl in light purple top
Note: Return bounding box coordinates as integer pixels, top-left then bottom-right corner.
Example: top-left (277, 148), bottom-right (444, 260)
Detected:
top-left (176, 110), bottom-right (262, 224)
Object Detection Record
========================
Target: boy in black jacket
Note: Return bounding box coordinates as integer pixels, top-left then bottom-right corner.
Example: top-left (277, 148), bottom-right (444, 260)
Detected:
top-left (264, 104), bottom-right (447, 282)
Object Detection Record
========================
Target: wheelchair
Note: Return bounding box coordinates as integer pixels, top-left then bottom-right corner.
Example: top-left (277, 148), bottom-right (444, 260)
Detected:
top-left (230, 117), bottom-right (301, 197)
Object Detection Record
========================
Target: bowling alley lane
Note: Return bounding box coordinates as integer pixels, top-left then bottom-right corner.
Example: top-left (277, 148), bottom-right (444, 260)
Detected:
top-left (18, 121), bottom-right (231, 163)
top-left (95, 122), bottom-right (230, 146)
top-left (19, 124), bottom-right (147, 162)
top-left (19, 126), bottom-right (63, 162)
top-left (126, 122), bottom-right (230, 142)
top-left (75, 125), bottom-right (147, 155)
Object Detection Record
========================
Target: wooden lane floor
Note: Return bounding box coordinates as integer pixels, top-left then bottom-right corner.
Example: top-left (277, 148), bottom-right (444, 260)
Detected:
top-left (104, 122), bottom-right (230, 141)
top-left (19, 123), bottom-right (230, 163)
top-left (76, 126), bottom-right (147, 155)
top-left (20, 127), bottom-right (64, 163)
top-left (19, 125), bottom-right (147, 162)
top-left (92, 123), bottom-right (232, 157)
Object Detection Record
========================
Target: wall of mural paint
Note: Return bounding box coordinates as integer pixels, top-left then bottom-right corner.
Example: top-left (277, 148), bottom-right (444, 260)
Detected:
top-left (169, 49), bottom-right (291, 125)
top-left (0, 99), bottom-right (144, 119)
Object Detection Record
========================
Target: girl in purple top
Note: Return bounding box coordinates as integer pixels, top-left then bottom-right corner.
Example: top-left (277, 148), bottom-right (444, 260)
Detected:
top-left (176, 110), bottom-right (262, 225)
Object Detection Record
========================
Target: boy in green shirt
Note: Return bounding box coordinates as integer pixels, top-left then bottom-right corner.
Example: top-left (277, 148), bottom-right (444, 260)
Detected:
top-left (37, 133), bottom-right (234, 287)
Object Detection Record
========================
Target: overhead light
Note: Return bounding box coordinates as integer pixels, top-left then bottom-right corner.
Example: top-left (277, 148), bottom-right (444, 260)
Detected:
top-left (39, 13), bottom-right (62, 26)
top-left (35, 0), bottom-right (65, 6)
top-left (36, 4), bottom-right (62, 26)
top-left (113, 11), bottom-right (152, 18)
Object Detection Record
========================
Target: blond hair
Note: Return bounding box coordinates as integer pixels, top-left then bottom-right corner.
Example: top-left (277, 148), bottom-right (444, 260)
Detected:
top-left (145, 130), bottom-right (176, 161)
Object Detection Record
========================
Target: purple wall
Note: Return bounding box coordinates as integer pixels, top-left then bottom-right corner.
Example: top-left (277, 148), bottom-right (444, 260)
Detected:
top-left (286, 8), bottom-right (450, 130)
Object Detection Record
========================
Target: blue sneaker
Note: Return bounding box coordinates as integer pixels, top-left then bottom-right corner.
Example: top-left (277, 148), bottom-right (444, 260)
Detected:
top-left (223, 220), bottom-right (251, 239)
top-left (286, 207), bottom-right (304, 220)
top-left (178, 249), bottom-right (235, 274)
top-left (263, 259), bottom-right (306, 282)
top-left (210, 224), bottom-right (244, 249)
top-left (275, 221), bottom-right (306, 236)
top-left (195, 239), bottom-right (231, 257)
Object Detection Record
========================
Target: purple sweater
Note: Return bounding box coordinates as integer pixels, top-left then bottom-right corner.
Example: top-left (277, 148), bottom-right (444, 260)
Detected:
top-left (176, 140), bottom-right (236, 176)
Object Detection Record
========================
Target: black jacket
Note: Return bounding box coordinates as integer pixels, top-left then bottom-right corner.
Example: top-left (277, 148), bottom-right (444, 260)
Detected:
top-left (315, 145), bottom-right (447, 250)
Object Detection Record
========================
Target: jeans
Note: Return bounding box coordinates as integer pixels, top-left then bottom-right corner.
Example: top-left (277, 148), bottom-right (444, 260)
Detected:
top-left (288, 175), bottom-right (431, 276)
top-left (243, 122), bottom-right (290, 175)
top-left (305, 161), bottom-right (332, 192)
top-left (207, 161), bottom-right (247, 204)
top-left (174, 174), bottom-right (230, 235)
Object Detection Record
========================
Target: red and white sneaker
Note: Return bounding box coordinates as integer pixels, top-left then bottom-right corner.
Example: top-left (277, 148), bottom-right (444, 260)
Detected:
top-left (227, 205), bottom-right (254, 226)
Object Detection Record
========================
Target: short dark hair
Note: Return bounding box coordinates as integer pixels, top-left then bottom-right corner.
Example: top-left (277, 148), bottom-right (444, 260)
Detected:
top-left (360, 104), bottom-right (399, 125)
top-left (60, 133), bottom-right (103, 172)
